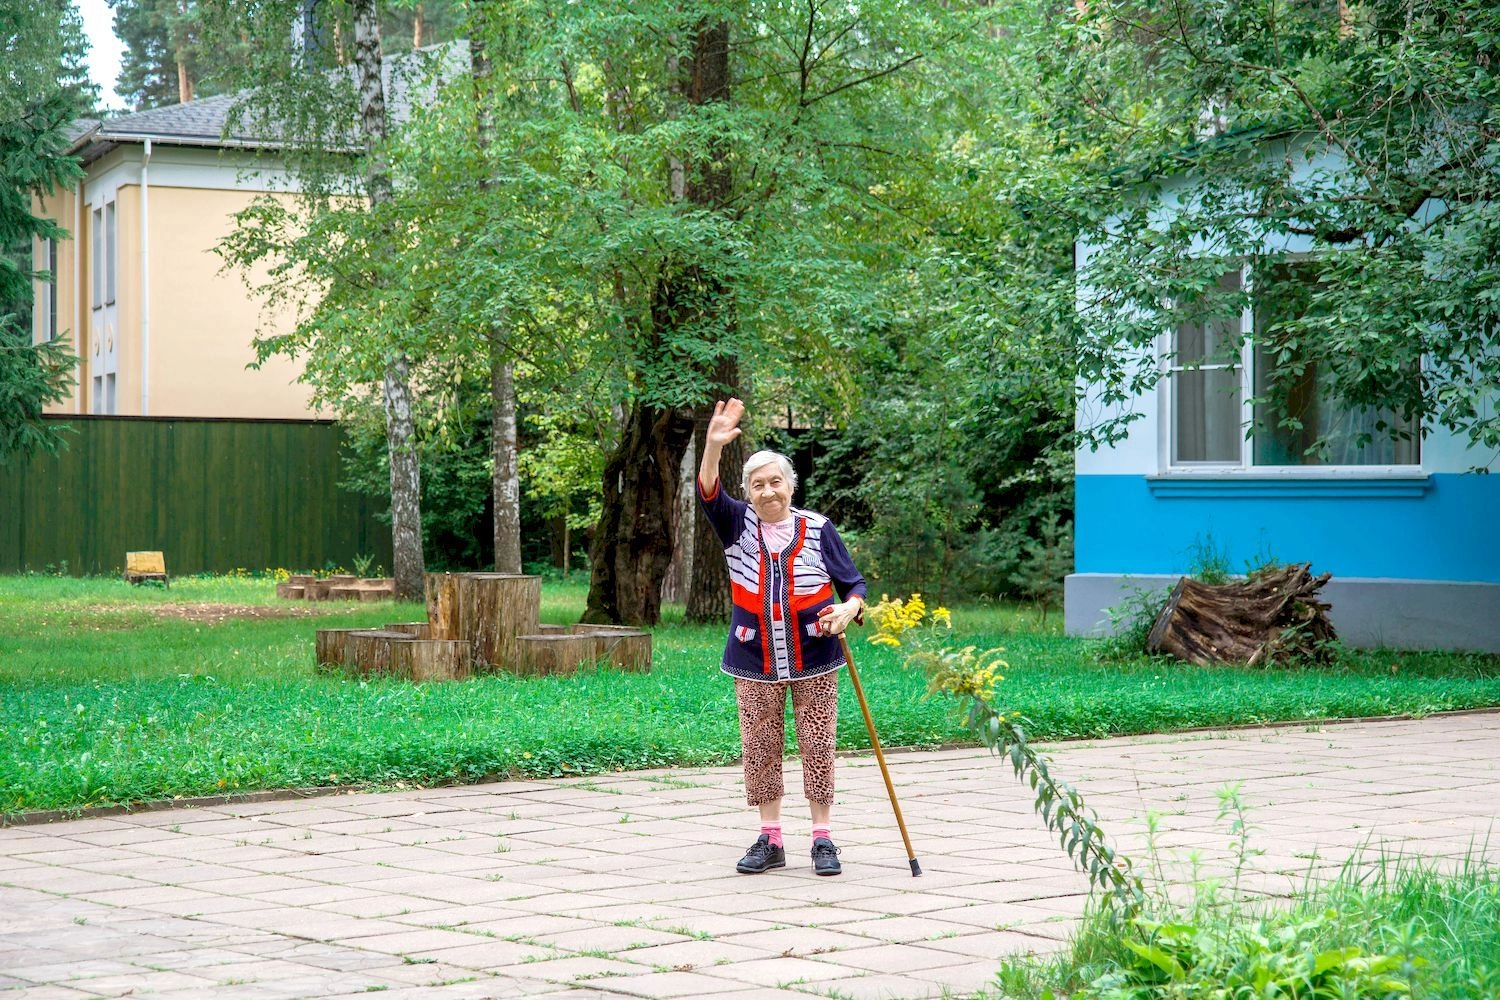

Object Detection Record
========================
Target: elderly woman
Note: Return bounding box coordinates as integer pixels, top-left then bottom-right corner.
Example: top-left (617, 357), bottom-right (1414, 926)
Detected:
top-left (697, 397), bottom-right (867, 876)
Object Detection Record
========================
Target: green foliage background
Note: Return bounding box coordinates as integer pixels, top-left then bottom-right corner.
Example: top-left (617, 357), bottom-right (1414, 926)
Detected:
top-left (28, 0), bottom-right (1499, 596)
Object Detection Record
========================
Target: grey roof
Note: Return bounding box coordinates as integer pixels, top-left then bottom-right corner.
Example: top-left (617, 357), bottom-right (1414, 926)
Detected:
top-left (69, 93), bottom-right (254, 161)
top-left (68, 42), bottom-right (466, 164)
top-left (63, 118), bottom-right (103, 146)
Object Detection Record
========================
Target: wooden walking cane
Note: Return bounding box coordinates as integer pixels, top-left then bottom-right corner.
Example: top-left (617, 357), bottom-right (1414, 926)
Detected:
top-left (838, 633), bottom-right (922, 876)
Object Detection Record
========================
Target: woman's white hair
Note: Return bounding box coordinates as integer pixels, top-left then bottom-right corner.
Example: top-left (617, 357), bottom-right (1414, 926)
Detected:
top-left (742, 450), bottom-right (798, 494)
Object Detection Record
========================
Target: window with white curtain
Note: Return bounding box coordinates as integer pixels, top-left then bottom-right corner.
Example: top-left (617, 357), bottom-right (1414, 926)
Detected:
top-left (1169, 262), bottom-right (1420, 469)
top-left (1170, 270), bottom-right (1245, 464)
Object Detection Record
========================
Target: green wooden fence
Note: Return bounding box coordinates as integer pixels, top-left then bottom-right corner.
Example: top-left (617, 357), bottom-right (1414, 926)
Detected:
top-left (0, 416), bottom-right (392, 576)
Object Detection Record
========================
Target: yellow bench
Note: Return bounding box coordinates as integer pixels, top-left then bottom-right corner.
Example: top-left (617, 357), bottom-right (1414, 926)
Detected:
top-left (125, 551), bottom-right (169, 586)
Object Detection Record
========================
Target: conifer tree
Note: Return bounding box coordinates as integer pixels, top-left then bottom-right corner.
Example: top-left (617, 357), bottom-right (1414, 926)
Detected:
top-left (1, 3), bottom-right (91, 461)
top-left (109, 0), bottom-right (207, 109)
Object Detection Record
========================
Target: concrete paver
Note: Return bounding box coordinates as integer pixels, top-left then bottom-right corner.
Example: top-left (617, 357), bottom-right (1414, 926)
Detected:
top-left (4, 713), bottom-right (1500, 999)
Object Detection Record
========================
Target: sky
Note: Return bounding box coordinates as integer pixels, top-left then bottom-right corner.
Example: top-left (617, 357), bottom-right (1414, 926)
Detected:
top-left (77, 0), bottom-right (125, 112)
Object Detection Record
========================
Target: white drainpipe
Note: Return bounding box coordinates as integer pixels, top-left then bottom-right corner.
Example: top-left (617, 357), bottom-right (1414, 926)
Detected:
top-left (139, 138), bottom-right (152, 416)
top-left (73, 180), bottom-right (83, 413)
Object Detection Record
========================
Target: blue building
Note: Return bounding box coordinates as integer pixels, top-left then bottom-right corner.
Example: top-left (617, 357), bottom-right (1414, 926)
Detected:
top-left (1065, 141), bottom-right (1500, 653)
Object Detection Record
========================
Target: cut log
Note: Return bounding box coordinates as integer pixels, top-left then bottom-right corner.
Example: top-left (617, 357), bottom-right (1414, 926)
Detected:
top-left (306, 579), bottom-right (332, 601)
top-left (357, 587), bottom-right (390, 602)
top-left (383, 622), bottom-right (431, 638)
top-left (458, 573), bottom-right (541, 669)
top-left (534, 623), bottom-right (570, 635)
top-left (275, 583), bottom-right (306, 600)
top-left (288, 574), bottom-right (316, 587)
top-left (1146, 562), bottom-right (1337, 666)
top-left (344, 629), bottom-right (417, 676)
top-left (315, 627), bottom-right (369, 670)
top-left (572, 629), bottom-right (652, 672)
top-left (327, 586), bottom-right (362, 601)
top-left (514, 635), bottom-right (602, 676)
top-left (390, 639), bottom-right (471, 682)
top-left (568, 623), bottom-right (640, 636)
top-left (327, 574), bottom-right (358, 585)
top-left (425, 572), bottom-right (461, 640)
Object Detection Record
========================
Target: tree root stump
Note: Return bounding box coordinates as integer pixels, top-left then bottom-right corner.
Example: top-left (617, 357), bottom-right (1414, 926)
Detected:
top-left (1146, 562), bottom-right (1337, 666)
top-left (514, 635), bottom-right (602, 676)
top-left (569, 624), bottom-right (652, 672)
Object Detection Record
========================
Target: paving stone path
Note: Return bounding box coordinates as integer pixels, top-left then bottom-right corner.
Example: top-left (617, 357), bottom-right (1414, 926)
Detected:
top-left (4, 713), bottom-right (1498, 1000)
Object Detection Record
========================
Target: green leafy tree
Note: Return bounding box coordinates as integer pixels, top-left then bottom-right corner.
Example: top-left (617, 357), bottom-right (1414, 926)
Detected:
top-left (437, 2), bottom-right (1020, 625)
top-left (1051, 0), bottom-right (1500, 455)
top-left (789, 2), bottom-right (1086, 601)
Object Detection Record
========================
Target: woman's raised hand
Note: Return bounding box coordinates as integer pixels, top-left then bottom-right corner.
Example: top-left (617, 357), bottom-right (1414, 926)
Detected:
top-left (706, 398), bottom-right (745, 448)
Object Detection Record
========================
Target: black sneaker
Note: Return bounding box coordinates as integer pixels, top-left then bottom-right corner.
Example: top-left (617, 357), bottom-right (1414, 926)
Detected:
top-left (811, 836), bottom-right (842, 876)
top-left (736, 834), bottom-right (786, 874)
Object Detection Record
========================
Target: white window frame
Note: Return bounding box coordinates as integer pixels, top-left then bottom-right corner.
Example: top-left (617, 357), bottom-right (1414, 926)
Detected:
top-left (1161, 261), bottom-right (1423, 478)
top-left (104, 200), bottom-right (117, 307)
top-left (1161, 270), bottom-right (1252, 470)
top-left (35, 237), bottom-right (57, 343)
top-left (47, 236), bottom-right (57, 341)
top-left (91, 206), bottom-right (103, 311)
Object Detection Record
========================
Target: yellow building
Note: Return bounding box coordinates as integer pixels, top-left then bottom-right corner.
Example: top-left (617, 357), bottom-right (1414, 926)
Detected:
top-left (33, 96), bottom-right (321, 419)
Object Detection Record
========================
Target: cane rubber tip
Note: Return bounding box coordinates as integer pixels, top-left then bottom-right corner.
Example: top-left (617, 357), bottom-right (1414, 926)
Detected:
top-left (910, 858), bottom-right (922, 877)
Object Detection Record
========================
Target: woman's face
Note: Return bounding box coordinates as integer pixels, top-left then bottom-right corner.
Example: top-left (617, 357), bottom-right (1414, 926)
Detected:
top-left (746, 461), bottom-right (793, 523)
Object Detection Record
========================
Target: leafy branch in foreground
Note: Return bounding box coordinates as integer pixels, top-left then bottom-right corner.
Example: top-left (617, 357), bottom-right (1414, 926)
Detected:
top-left (868, 594), bottom-right (1144, 911)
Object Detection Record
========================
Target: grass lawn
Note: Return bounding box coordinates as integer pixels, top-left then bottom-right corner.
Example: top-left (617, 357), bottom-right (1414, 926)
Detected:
top-left (3, 573), bottom-right (1499, 818)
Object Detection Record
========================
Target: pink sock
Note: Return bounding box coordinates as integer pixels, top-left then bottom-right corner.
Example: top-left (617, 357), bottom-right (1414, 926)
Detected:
top-left (761, 824), bottom-right (783, 848)
top-left (812, 826), bottom-right (831, 843)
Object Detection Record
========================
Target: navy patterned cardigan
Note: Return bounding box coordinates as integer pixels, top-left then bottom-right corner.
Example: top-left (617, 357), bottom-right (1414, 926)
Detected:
top-left (698, 477), bottom-right (868, 683)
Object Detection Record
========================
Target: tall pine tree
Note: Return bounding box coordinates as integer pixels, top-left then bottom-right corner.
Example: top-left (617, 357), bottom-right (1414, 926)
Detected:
top-left (110, 0), bottom-right (207, 109)
top-left (1, 2), bottom-right (92, 460)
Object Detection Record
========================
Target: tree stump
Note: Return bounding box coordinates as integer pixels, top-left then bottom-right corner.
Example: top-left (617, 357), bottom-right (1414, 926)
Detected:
top-left (458, 573), bottom-right (541, 669)
top-left (514, 635), bottom-right (601, 676)
top-left (276, 583), bottom-right (306, 599)
top-left (390, 639), bottom-right (471, 682)
top-left (572, 629), bottom-right (652, 672)
top-left (306, 579), bottom-right (332, 601)
top-left (425, 572), bottom-right (461, 640)
top-left (383, 622), bottom-right (431, 638)
top-left (534, 623), bottom-right (570, 635)
top-left (568, 623), bottom-right (640, 635)
top-left (1146, 563), bottom-right (1337, 666)
top-left (315, 628), bottom-right (369, 670)
top-left (344, 630), bottom-right (417, 676)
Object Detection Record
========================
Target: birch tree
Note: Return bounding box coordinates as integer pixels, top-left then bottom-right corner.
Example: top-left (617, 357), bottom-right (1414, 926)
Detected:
top-left (207, 0), bottom-right (432, 596)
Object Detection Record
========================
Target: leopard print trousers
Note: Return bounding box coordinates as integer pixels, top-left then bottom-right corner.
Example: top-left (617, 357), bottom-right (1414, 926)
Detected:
top-left (735, 672), bottom-right (838, 806)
